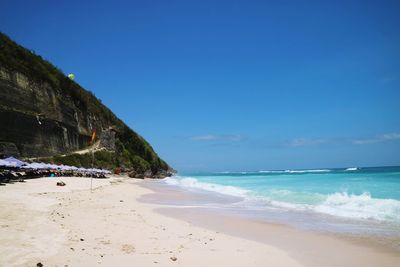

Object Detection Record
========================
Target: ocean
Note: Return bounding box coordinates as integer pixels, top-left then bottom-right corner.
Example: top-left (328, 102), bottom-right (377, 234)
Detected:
top-left (162, 166), bottom-right (400, 238)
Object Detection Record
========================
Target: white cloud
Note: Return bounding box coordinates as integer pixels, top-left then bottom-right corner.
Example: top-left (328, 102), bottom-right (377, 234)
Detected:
top-left (353, 139), bottom-right (377, 145)
top-left (189, 133), bottom-right (400, 147)
top-left (382, 133), bottom-right (400, 140)
top-left (191, 135), bottom-right (218, 141)
top-left (353, 133), bottom-right (400, 145)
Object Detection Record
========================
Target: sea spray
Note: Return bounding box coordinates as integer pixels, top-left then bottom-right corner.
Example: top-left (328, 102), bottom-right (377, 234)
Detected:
top-left (314, 192), bottom-right (400, 221)
top-left (165, 167), bottom-right (400, 224)
top-left (164, 176), bottom-right (249, 198)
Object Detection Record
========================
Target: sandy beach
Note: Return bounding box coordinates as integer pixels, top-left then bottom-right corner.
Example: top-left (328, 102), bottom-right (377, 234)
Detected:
top-left (1, 176), bottom-right (399, 267)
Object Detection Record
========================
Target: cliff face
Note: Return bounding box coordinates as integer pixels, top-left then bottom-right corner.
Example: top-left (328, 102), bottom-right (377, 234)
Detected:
top-left (0, 67), bottom-right (108, 157)
top-left (0, 32), bottom-right (173, 177)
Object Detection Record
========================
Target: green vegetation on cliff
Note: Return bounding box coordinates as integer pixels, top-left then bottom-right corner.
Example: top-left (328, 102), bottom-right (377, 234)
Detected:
top-left (0, 32), bottom-right (171, 175)
top-left (0, 32), bottom-right (115, 122)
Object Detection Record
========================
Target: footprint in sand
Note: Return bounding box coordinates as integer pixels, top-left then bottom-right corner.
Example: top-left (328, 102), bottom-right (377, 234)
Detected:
top-left (121, 244), bottom-right (136, 254)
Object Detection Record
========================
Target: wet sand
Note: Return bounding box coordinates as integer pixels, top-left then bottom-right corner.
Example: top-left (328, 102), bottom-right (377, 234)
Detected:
top-left (140, 179), bottom-right (400, 267)
top-left (0, 176), bottom-right (399, 266)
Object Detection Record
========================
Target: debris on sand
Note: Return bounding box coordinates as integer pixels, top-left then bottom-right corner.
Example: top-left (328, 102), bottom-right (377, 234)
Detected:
top-left (56, 181), bottom-right (66, 186)
top-left (170, 256), bottom-right (177, 261)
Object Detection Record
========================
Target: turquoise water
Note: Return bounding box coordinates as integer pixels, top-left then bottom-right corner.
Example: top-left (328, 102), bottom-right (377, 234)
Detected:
top-left (164, 167), bottom-right (400, 225)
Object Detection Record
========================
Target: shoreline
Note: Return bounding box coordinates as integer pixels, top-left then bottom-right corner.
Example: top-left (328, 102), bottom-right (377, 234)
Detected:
top-left (140, 178), bottom-right (400, 249)
top-left (0, 176), bottom-right (399, 266)
top-left (140, 179), bottom-right (400, 266)
top-left (155, 207), bottom-right (400, 266)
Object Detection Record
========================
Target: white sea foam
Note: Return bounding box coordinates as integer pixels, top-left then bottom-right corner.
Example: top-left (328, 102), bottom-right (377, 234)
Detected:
top-left (314, 192), bottom-right (400, 221)
top-left (163, 176), bottom-right (400, 223)
top-left (268, 200), bottom-right (311, 210)
top-left (215, 171), bottom-right (250, 174)
top-left (164, 176), bottom-right (248, 198)
top-left (258, 169), bottom-right (331, 174)
top-left (217, 169), bottom-right (332, 174)
top-left (284, 169), bottom-right (331, 173)
top-left (256, 192), bottom-right (400, 222)
top-left (345, 167), bottom-right (359, 171)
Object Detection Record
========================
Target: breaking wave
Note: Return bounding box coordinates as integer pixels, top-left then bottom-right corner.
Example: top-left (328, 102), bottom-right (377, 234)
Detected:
top-left (215, 169), bottom-right (333, 175)
top-left (314, 192), bottom-right (400, 221)
top-left (258, 169), bottom-right (332, 174)
top-left (164, 176), bottom-right (248, 198)
top-left (345, 167), bottom-right (359, 171)
top-left (163, 176), bottom-right (400, 223)
top-left (284, 169), bottom-right (331, 173)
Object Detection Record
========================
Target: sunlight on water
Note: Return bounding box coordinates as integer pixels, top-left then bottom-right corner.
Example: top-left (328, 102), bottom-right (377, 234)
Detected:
top-left (163, 167), bottom-right (400, 237)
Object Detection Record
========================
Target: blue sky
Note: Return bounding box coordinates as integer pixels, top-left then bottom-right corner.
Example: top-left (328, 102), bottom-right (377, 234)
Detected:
top-left (1, 0), bottom-right (399, 171)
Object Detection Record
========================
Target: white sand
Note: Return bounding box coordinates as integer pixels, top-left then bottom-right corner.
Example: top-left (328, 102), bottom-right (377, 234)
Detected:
top-left (0, 176), bottom-right (303, 267)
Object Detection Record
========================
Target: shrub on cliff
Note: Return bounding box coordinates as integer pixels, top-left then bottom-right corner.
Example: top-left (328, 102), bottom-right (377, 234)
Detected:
top-left (0, 32), bottom-right (171, 174)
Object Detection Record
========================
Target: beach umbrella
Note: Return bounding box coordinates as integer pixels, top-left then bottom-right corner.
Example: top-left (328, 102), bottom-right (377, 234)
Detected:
top-left (58, 165), bottom-right (68, 170)
top-left (43, 163), bottom-right (56, 169)
top-left (21, 164), bottom-right (31, 169)
top-left (0, 159), bottom-right (13, 167)
top-left (41, 163), bottom-right (51, 169)
top-left (50, 164), bottom-right (61, 169)
top-left (22, 162), bottom-right (47, 170)
top-left (22, 162), bottom-right (43, 169)
top-left (3, 156), bottom-right (27, 167)
top-left (60, 165), bottom-right (75, 171)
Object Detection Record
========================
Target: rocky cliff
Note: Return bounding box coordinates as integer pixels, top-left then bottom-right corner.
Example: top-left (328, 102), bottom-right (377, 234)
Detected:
top-left (0, 32), bottom-right (173, 178)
